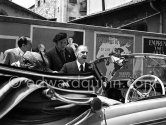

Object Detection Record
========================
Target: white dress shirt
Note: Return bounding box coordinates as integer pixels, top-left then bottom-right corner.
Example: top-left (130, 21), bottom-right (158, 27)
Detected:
top-left (76, 60), bottom-right (85, 71)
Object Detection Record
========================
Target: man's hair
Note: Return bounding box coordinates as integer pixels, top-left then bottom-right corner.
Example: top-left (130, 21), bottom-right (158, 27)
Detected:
top-left (76, 45), bottom-right (88, 56)
top-left (76, 45), bottom-right (88, 51)
top-left (17, 36), bottom-right (30, 48)
top-left (53, 32), bottom-right (67, 43)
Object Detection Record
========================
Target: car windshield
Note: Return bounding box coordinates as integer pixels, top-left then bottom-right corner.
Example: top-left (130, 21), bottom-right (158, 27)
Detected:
top-left (94, 53), bottom-right (166, 83)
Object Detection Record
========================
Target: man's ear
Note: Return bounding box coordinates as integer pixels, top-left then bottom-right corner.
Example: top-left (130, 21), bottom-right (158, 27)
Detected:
top-left (75, 51), bottom-right (79, 57)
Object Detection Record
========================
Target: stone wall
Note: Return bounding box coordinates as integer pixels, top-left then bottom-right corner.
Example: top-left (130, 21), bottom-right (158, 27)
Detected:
top-left (31, 0), bottom-right (87, 22)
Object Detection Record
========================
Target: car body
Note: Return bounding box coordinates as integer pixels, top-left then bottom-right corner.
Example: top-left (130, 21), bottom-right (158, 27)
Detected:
top-left (0, 53), bottom-right (166, 125)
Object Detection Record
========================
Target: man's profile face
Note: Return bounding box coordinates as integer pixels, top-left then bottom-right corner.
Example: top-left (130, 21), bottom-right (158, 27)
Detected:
top-left (56, 38), bottom-right (67, 50)
top-left (77, 46), bottom-right (88, 63)
top-left (23, 39), bottom-right (32, 52)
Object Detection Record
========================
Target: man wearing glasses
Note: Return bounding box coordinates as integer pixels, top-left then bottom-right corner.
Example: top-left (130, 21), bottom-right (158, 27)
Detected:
top-left (46, 32), bottom-right (76, 71)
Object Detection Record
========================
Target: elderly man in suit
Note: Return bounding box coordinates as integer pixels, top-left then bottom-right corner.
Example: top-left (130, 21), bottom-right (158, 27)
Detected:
top-left (59, 45), bottom-right (102, 92)
top-left (45, 32), bottom-right (76, 71)
top-left (59, 45), bottom-right (92, 74)
top-left (2, 36), bottom-right (32, 66)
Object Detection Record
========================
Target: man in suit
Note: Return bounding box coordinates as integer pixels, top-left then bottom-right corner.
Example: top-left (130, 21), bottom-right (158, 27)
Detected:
top-left (45, 32), bottom-right (76, 71)
top-left (2, 36), bottom-right (32, 66)
top-left (59, 45), bottom-right (96, 90)
top-left (59, 45), bottom-right (92, 74)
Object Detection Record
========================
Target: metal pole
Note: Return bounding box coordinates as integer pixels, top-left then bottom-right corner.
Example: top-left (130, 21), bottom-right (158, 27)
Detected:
top-left (102, 0), bottom-right (105, 11)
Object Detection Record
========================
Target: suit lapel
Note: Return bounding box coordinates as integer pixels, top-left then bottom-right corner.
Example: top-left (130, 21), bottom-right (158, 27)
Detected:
top-left (85, 63), bottom-right (91, 73)
top-left (72, 61), bottom-right (79, 73)
top-left (65, 48), bottom-right (71, 62)
top-left (84, 63), bottom-right (88, 72)
top-left (55, 48), bottom-right (65, 63)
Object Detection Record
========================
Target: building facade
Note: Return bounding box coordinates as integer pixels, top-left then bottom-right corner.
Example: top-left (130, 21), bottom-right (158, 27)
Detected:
top-left (31, 0), bottom-right (87, 22)
top-left (0, 0), bottom-right (46, 20)
top-left (70, 0), bottom-right (166, 34)
top-left (87, 0), bottom-right (131, 15)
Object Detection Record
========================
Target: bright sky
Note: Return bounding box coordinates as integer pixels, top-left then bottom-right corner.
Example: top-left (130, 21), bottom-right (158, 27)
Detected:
top-left (12, 0), bottom-right (35, 8)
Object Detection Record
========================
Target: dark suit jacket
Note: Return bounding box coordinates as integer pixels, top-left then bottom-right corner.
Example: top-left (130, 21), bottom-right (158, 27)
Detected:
top-left (59, 61), bottom-right (97, 90)
top-left (59, 61), bottom-right (92, 74)
top-left (45, 47), bottom-right (76, 71)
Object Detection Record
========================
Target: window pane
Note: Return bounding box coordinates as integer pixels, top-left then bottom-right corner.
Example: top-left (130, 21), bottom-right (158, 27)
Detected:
top-left (69, 0), bottom-right (77, 4)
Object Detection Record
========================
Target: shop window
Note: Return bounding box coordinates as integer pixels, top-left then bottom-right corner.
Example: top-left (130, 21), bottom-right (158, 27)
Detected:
top-left (80, 0), bottom-right (87, 12)
top-left (37, 0), bottom-right (40, 7)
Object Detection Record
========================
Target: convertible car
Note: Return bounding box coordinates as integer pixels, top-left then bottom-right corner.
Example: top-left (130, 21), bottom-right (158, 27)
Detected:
top-left (0, 53), bottom-right (166, 125)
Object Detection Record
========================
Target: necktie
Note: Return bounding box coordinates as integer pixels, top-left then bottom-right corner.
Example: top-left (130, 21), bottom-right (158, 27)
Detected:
top-left (80, 64), bottom-right (84, 72)
top-left (60, 50), bottom-right (66, 62)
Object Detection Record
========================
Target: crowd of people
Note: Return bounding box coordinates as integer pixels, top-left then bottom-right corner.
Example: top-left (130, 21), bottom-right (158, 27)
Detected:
top-left (0, 32), bottom-right (92, 74)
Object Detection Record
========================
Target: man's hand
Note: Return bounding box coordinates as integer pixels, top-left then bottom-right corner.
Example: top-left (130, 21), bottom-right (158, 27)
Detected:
top-left (11, 61), bottom-right (21, 67)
